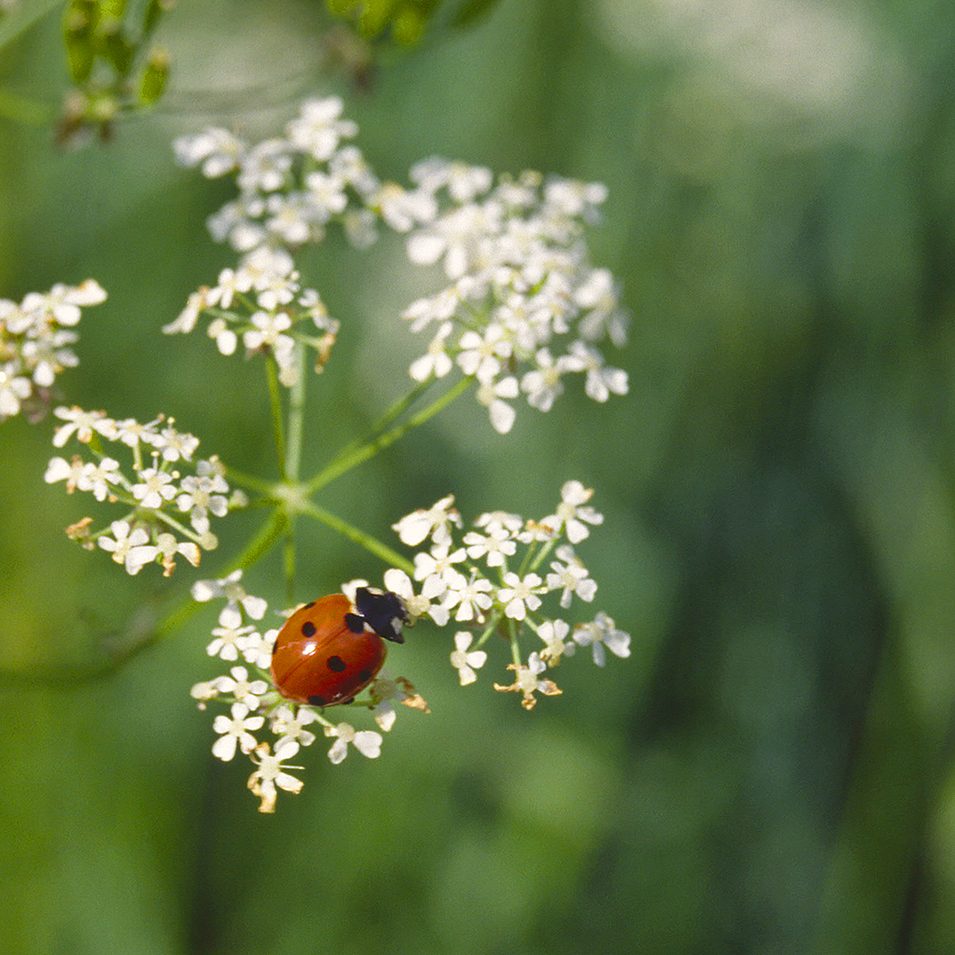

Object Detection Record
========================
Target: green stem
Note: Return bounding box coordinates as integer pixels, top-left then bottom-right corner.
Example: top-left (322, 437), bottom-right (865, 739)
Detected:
top-left (285, 344), bottom-right (307, 482)
top-left (265, 355), bottom-right (287, 480)
top-left (329, 378), bottom-right (434, 465)
top-left (223, 464), bottom-right (273, 495)
top-left (300, 500), bottom-right (414, 576)
top-left (306, 377), bottom-right (473, 495)
top-left (508, 619), bottom-right (522, 667)
top-left (283, 515), bottom-right (297, 606)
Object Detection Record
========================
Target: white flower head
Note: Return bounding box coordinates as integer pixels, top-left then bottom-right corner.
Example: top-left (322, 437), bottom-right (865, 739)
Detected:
top-left (206, 605), bottom-right (255, 661)
top-left (191, 570), bottom-right (267, 620)
top-left (248, 740), bottom-right (304, 813)
top-left (450, 631), bottom-right (487, 685)
top-left (211, 702), bottom-right (264, 761)
top-left (392, 493), bottom-right (461, 548)
top-left (270, 705), bottom-right (318, 748)
top-left (494, 651), bottom-right (562, 710)
top-left (496, 572), bottom-right (543, 621)
top-left (325, 722), bottom-right (383, 764)
top-left (573, 612), bottom-right (631, 667)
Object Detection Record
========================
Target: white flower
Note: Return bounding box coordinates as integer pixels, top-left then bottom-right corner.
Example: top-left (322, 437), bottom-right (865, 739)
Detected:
top-left (305, 171), bottom-right (348, 218)
top-left (537, 619), bottom-right (575, 664)
top-left (76, 457), bottom-right (121, 502)
top-left (546, 545), bottom-right (597, 608)
top-left (52, 406), bottom-right (114, 446)
top-left (382, 567), bottom-right (447, 625)
top-left (0, 367), bottom-right (31, 420)
top-left (174, 128), bottom-right (246, 178)
top-left (377, 182), bottom-right (437, 232)
top-left (243, 310), bottom-right (293, 353)
top-left (573, 612), bottom-right (631, 667)
top-left (270, 705), bottom-right (318, 747)
top-left (114, 416), bottom-right (161, 448)
top-left (163, 289), bottom-right (207, 335)
top-left (463, 525), bottom-right (517, 567)
top-left (147, 425), bottom-right (200, 463)
top-left (204, 317), bottom-right (236, 355)
top-left (392, 493), bottom-right (460, 548)
top-left (206, 605), bottom-right (254, 661)
top-left (450, 631), bottom-right (487, 685)
top-left (520, 348), bottom-right (581, 412)
top-left (126, 532), bottom-right (201, 576)
top-left (496, 572), bottom-right (543, 621)
top-left (493, 651), bottom-right (561, 710)
top-left (237, 138), bottom-right (292, 193)
top-left (285, 96), bottom-right (355, 160)
top-left (443, 574), bottom-right (494, 623)
top-left (476, 375), bottom-right (519, 434)
top-left (567, 341), bottom-right (628, 403)
top-left (456, 324), bottom-right (511, 382)
top-left (248, 740), bottom-right (304, 813)
top-left (238, 627), bottom-right (278, 668)
top-left (178, 472), bottom-right (230, 534)
top-left (325, 722), bottom-right (383, 764)
top-left (44, 455), bottom-right (85, 491)
top-left (192, 570), bottom-right (267, 620)
top-left (214, 665), bottom-right (270, 710)
top-left (409, 321), bottom-right (454, 382)
top-left (549, 479), bottom-right (603, 544)
top-left (131, 468), bottom-right (177, 509)
top-left (211, 702), bottom-right (264, 761)
top-left (413, 544), bottom-right (467, 600)
top-left (97, 520), bottom-right (151, 574)
top-left (206, 267), bottom-right (253, 310)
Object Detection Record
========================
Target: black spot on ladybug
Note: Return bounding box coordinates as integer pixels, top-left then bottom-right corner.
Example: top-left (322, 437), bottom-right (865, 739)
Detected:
top-left (327, 655), bottom-right (347, 672)
top-left (304, 601), bottom-right (315, 609)
top-left (358, 668), bottom-right (372, 682)
top-left (308, 694), bottom-right (327, 707)
top-left (301, 621), bottom-right (316, 637)
top-left (345, 613), bottom-right (365, 634)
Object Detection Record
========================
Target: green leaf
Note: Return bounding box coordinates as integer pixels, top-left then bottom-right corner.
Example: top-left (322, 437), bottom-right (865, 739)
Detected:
top-left (137, 47), bottom-right (168, 106)
top-left (63, 0), bottom-right (97, 83)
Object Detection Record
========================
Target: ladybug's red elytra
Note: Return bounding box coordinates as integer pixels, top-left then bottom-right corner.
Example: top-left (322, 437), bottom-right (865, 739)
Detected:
top-left (271, 588), bottom-right (408, 707)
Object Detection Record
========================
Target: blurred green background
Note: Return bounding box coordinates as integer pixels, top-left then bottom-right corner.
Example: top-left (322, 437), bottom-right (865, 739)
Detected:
top-left (3, 0), bottom-right (955, 952)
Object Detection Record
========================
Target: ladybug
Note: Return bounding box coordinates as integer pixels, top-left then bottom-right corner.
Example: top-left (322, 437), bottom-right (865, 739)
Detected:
top-left (271, 587), bottom-right (408, 707)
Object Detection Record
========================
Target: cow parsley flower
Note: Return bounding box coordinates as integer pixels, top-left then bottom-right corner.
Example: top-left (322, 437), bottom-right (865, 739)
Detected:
top-left (397, 160), bottom-right (629, 433)
top-left (325, 722), bottom-right (383, 764)
top-left (390, 480), bottom-right (629, 709)
top-left (0, 279), bottom-right (106, 424)
top-left (46, 408), bottom-right (238, 576)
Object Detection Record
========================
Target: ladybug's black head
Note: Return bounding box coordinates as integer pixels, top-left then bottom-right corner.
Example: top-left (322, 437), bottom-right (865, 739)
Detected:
top-left (354, 587), bottom-right (408, 644)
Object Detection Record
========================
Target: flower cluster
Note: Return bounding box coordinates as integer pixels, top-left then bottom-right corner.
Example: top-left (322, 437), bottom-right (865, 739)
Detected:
top-left (44, 406), bottom-right (245, 576)
top-left (0, 279), bottom-right (106, 423)
top-left (190, 571), bottom-right (428, 813)
top-left (386, 481), bottom-right (630, 709)
top-left (163, 252), bottom-right (339, 387)
top-left (173, 96), bottom-right (384, 260)
top-left (398, 160), bottom-right (630, 433)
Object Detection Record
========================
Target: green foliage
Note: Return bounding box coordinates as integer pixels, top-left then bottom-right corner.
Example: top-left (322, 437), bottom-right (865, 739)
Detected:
top-left (57, 0), bottom-right (174, 144)
top-left (2, 0), bottom-right (955, 952)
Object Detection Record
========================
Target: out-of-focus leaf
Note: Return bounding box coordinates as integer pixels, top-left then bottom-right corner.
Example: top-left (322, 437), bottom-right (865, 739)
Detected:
top-left (137, 47), bottom-right (168, 106)
top-left (63, 0), bottom-right (97, 83)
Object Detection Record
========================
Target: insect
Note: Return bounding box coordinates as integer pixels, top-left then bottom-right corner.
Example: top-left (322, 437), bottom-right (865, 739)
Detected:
top-left (270, 588), bottom-right (408, 706)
